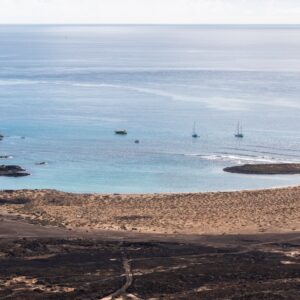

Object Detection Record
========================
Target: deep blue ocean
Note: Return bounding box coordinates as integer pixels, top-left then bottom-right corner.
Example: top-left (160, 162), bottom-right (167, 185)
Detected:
top-left (1, 25), bottom-right (300, 193)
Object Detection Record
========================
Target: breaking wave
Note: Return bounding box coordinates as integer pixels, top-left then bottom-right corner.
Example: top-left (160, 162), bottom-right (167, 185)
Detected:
top-left (185, 153), bottom-right (299, 164)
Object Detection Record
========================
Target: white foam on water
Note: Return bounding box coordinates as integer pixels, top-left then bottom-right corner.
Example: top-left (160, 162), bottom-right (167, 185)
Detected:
top-left (185, 153), bottom-right (298, 164)
top-left (71, 82), bottom-right (248, 111)
top-left (0, 79), bottom-right (47, 86)
top-left (71, 81), bottom-right (300, 111)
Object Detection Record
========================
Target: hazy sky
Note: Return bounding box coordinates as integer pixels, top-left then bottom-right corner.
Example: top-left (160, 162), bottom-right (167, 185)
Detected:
top-left (1, 0), bottom-right (300, 24)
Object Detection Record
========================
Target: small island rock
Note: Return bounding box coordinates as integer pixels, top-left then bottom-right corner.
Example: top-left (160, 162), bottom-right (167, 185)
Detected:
top-left (0, 165), bottom-right (30, 177)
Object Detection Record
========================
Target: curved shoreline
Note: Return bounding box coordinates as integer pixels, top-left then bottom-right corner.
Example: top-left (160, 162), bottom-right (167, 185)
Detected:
top-left (3, 180), bottom-right (300, 196)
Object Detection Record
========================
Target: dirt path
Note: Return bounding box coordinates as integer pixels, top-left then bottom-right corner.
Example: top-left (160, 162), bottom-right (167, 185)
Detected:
top-left (101, 251), bottom-right (134, 300)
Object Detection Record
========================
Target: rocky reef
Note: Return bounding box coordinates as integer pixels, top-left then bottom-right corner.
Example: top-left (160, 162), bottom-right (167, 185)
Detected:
top-left (0, 165), bottom-right (30, 177)
top-left (224, 163), bottom-right (300, 175)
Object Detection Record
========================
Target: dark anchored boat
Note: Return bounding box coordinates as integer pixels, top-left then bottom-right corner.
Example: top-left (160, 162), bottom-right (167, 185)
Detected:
top-left (115, 129), bottom-right (127, 135)
top-left (234, 122), bottom-right (244, 138)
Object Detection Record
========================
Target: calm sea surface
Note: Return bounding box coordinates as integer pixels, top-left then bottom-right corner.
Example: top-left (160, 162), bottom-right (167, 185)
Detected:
top-left (1, 25), bottom-right (300, 193)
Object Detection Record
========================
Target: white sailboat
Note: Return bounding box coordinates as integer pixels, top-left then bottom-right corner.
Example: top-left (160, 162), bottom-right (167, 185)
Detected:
top-left (192, 121), bottom-right (199, 138)
top-left (235, 122), bottom-right (244, 138)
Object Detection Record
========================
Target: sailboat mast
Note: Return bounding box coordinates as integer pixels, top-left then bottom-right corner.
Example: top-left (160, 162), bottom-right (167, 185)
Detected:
top-left (234, 121), bottom-right (244, 138)
top-left (192, 121), bottom-right (198, 138)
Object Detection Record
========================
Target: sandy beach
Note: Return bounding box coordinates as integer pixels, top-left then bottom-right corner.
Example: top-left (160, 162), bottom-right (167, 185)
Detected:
top-left (1, 186), bottom-right (299, 235)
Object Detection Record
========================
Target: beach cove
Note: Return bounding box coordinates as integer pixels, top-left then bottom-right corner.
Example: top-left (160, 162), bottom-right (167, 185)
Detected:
top-left (0, 24), bottom-right (300, 299)
top-left (2, 25), bottom-right (300, 193)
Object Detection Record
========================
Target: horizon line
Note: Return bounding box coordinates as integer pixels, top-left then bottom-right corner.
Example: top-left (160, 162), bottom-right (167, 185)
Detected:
top-left (1, 23), bottom-right (300, 26)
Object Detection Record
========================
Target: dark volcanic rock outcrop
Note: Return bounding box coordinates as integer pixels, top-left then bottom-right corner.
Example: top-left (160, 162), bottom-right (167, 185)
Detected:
top-left (0, 165), bottom-right (30, 177)
top-left (224, 163), bottom-right (300, 175)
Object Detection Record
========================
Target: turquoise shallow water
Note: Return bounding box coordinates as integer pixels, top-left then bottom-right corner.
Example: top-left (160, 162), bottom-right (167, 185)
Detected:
top-left (1, 25), bottom-right (300, 193)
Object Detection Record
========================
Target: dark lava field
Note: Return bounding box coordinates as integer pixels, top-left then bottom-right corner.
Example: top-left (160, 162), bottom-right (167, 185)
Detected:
top-left (0, 236), bottom-right (299, 299)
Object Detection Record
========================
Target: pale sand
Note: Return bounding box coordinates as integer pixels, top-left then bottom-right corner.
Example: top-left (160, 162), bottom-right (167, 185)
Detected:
top-left (0, 186), bottom-right (299, 235)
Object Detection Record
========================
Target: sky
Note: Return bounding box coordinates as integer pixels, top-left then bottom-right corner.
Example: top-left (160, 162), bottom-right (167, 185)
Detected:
top-left (0, 0), bottom-right (300, 24)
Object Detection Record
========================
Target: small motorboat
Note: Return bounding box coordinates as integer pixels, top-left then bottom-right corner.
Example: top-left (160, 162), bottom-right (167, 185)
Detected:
top-left (115, 130), bottom-right (127, 135)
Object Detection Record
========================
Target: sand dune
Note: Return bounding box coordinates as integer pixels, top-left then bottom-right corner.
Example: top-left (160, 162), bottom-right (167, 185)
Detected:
top-left (0, 186), bottom-right (299, 235)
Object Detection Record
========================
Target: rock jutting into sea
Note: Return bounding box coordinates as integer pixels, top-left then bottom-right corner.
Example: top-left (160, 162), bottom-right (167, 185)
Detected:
top-left (0, 165), bottom-right (30, 177)
top-left (224, 163), bottom-right (300, 175)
